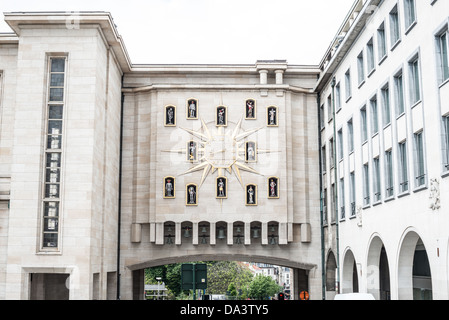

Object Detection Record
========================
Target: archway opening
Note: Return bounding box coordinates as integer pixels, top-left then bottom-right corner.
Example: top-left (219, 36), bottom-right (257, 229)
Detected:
top-left (325, 251), bottom-right (337, 299)
top-left (398, 232), bottom-right (432, 300)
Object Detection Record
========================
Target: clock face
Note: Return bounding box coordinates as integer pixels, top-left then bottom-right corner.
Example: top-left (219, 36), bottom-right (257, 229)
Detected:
top-left (204, 134), bottom-right (238, 169)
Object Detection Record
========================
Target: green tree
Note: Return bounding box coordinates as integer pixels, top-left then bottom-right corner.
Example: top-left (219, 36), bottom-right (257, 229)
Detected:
top-left (248, 274), bottom-right (282, 300)
top-left (206, 261), bottom-right (253, 297)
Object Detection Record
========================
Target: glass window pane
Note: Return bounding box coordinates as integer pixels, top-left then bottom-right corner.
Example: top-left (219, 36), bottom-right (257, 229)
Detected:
top-left (49, 105), bottom-right (63, 119)
top-left (46, 168), bottom-right (60, 183)
top-left (51, 58), bottom-right (65, 73)
top-left (47, 134), bottom-right (62, 149)
top-left (46, 152), bottom-right (61, 168)
top-left (45, 183), bottom-right (60, 198)
top-left (49, 88), bottom-right (64, 102)
top-left (44, 217), bottom-right (59, 232)
top-left (50, 73), bottom-right (65, 87)
top-left (43, 233), bottom-right (58, 248)
top-left (48, 120), bottom-right (63, 135)
top-left (44, 201), bottom-right (59, 217)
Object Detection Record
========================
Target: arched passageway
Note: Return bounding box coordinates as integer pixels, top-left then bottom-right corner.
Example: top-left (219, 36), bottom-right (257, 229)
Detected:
top-left (398, 231), bottom-right (432, 300)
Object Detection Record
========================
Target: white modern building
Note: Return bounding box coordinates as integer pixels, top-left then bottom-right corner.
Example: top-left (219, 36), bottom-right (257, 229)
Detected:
top-left (0, 0), bottom-right (448, 300)
top-left (317, 0), bottom-right (449, 300)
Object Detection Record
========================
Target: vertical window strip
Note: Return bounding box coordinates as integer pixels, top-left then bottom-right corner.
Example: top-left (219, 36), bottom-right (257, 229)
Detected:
top-left (445, 116), bottom-right (449, 170)
top-left (363, 163), bottom-right (370, 206)
top-left (371, 97), bottom-right (379, 135)
top-left (390, 6), bottom-right (400, 46)
top-left (409, 58), bottom-right (421, 105)
top-left (361, 107), bottom-right (368, 143)
top-left (378, 23), bottom-right (387, 60)
top-left (348, 119), bottom-right (354, 153)
top-left (382, 85), bottom-right (391, 126)
top-left (440, 32), bottom-right (449, 82)
top-left (42, 57), bottom-right (66, 249)
top-left (414, 131), bottom-right (425, 187)
top-left (350, 172), bottom-right (356, 216)
top-left (373, 158), bottom-right (381, 202)
top-left (339, 178), bottom-right (345, 220)
top-left (385, 150), bottom-right (394, 198)
top-left (404, 0), bottom-right (416, 29)
top-left (395, 73), bottom-right (404, 116)
top-left (399, 141), bottom-right (409, 193)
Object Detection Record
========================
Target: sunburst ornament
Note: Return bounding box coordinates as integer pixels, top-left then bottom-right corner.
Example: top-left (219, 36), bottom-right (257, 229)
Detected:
top-left (164, 115), bottom-right (276, 189)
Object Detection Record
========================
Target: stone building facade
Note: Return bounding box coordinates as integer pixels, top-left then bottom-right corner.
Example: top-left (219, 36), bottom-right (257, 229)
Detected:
top-left (0, 0), bottom-right (448, 300)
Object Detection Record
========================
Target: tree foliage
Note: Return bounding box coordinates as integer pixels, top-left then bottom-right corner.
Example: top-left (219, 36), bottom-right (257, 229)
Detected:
top-left (248, 274), bottom-right (282, 300)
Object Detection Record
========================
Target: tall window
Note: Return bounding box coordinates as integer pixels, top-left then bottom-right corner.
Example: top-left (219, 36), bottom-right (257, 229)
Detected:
top-left (409, 57), bottom-right (421, 105)
top-left (322, 145), bottom-right (327, 174)
top-left (373, 157), bottom-right (381, 202)
top-left (350, 172), bottom-right (356, 216)
top-left (414, 131), bottom-right (426, 187)
top-left (367, 38), bottom-right (375, 73)
top-left (327, 95), bottom-right (333, 122)
top-left (437, 31), bottom-right (449, 82)
top-left (394, 72), bottom-right (405, 116)
top-left (320, 104), bottom-right (325, 129)
top-left (345, 69), bottom-right (352, 100)
top-left (336, 82), bottom-right (341, 111)
top-left (385, 150), bottom-right (394, 198)
top-left (361, 106), bottom-right (368, 143)
top-left (378, 22), bottom-right (387, 60)
top-left (381, 84), bottom-right (391, 126)
top-left (363, 163), bottom-right (370, 206)
top-left (444, 115), bottom-right (449, 171)
top-left (348, 118), bottom-right (354, 153)
top-left (329, 137), bottom-right (335, 168)
top-left (357, 51), bottom-right (365, 85)
top-left (43, 56), bottom-right (66, 249)
top-left (370, 96), bottom-right (379, 135)
top-left (398, 141), bottom-right (409, 193)
top-left (338, 129), bottom-right (344, 161)
top-left (390, 5), bottom-right (401, 46)
top-left (339, 178), bottom-right (345, 220)
top-left (404, 0), bottom-right (416, 30)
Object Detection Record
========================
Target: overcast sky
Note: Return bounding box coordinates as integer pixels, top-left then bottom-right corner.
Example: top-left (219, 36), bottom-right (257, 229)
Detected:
top-left (0, 0), bottom-right (355, 65)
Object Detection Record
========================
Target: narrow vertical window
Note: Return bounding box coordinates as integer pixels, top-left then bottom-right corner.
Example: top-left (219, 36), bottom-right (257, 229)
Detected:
top-left (338, 129), bottom-right (344, 161)
top-left (329, 137), bottom-right (335, 168)
top-left (381, 84), bottom-right (391, 126)
top-left (42, 56), bottom-right (66, 249)
top-left (439, 32), bottom-right (449, 82)
top-left (398, 141), bottom-right (409, 193)
top-left (385, 150), bottom-right (394, 198)
top-left (350, 172), bottom-right (356, 216)
top-left (409, 57), bottom-right (421, 105)
top-left (357, 51), bottom-right (365, 85)
top-left (361, 106), bottom-right (368, 143)
top-left (414, 131), bottom-right (426, 187)
top-left (327, 95), bottom-right (333, 122)
top-left (444, 115), bottom-right (449, 171)
top-left (336, 82), bottom-right (341, 111)
top-left (363, 163), bottom-right (370, 206)
top-left (390, 5), bottom-right (401, 46)
top-left (370, 96), bottom-right (379, 135)
top-left (339, 178), bottom-right (345, 220)
top-left (394, 72), bottom-right (405, 116)
top-left (322, 145), bottom-right (327, 174)
top-left (378, 22), bottom-right (387, 60)
top-left (348, 118), bottom-right (354, 153)
top-left (345, 69), bottom-right (352, 100)
top-left (320, 104), bottom-right (325, 129)
top-left (404, 0), bottom-right (416, 30)
top-left (373, 157), bottom-right (381, 202)
top-left (367, 38), bottom-right (375, 73)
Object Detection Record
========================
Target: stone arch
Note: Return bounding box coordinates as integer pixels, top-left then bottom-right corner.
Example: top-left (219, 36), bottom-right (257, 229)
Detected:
top-left (341, 248), bottom-right (358, 294)
top-left (397, 228), bottom-right (432, 300)
top-left (366, 234), bottom-right (390, 300)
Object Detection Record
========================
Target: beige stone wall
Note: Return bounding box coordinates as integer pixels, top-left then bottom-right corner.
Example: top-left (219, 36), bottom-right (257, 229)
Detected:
top-left (3, 25), bottom-right (122, 299)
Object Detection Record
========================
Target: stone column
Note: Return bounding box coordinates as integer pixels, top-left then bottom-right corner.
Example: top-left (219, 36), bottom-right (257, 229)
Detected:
top-left (259, 70), bottom-right (268, 85)
top-left (245, 222), bottom-right (251, 245)
top-left (227, 222), bottom-right (233, 245)
top-left (192, 222), bottom-right (199, 245)
top-left (275, 70), bottom-right (284, 84)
